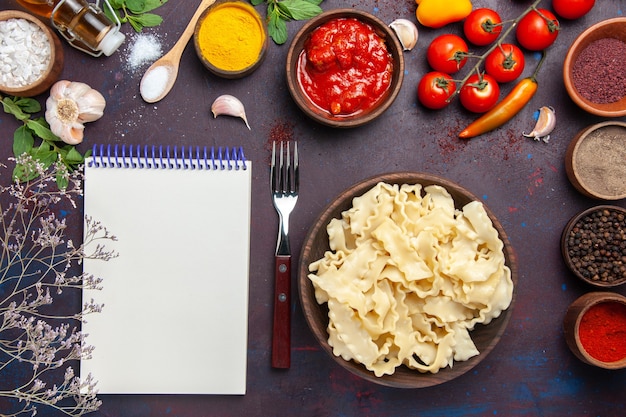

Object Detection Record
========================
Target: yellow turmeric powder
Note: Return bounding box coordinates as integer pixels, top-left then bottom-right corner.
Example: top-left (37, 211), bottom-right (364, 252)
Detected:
top-left (196, 2), bottom-right (266, 72)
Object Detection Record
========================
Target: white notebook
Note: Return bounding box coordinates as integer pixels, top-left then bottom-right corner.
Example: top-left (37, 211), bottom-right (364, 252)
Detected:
top-left (81, 144), bottom-right (251, 395)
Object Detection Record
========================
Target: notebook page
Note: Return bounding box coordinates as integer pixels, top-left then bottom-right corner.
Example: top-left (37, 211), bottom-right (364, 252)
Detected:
top-left (81, 154), bottom-right (251, 395)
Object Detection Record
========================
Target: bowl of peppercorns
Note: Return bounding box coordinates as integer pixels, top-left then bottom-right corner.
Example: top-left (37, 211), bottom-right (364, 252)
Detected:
top-left (561, 205), bottom-right (626, 288)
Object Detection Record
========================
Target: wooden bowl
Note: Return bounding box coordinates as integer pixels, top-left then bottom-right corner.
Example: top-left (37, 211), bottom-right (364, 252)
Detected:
top-left (286, 9), bottom-right (404, 128)
top-left (193, 1), bottom-right (267, 79)
top-left (298, 172), bottom-right (518, 388)
top-left (564, 121), bottom-right (626, 200)
top-left (563, 17), bottom-right (626, 117)
top-left (563, 292), bottom-right (626, 370)
top-left (561, 205), bottom-right (626, 288)
top-left (0, 10), bottom-right (64, 97)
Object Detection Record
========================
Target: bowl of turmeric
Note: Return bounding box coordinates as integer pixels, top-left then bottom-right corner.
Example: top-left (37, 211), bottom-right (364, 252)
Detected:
top-left (193, 0), bottom-right (268, 79)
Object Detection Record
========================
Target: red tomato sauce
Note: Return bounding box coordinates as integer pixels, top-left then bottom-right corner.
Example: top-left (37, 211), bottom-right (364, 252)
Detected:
top-left (297, 18), bottom-right (393, 117)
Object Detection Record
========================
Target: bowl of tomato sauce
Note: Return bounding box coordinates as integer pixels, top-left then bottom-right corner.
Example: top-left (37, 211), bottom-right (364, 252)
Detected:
top-left (286, 9), bottom-right (405, 128)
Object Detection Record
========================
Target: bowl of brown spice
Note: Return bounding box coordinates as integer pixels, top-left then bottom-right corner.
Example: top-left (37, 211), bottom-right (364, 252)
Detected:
top-left (563, 17), bottom-right (626, 117)
top-left (563, 292), bottom-right (626, 370)
top-left (0, 10), bottom-right (64, 97)
top-left (561, 205), bottom-right (626, 288)
top-left (565, 121), bottom-right (626, 200)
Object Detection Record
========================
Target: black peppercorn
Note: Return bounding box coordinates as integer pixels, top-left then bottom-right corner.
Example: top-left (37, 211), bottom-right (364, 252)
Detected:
top-left (566, 207), bottom-right (626, 285)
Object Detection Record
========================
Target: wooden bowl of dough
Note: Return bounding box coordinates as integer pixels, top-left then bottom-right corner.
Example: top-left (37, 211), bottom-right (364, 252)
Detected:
top-left (298, 172), bottom-right (517, 388)
top-left (0, 10), bottom-right (64, 97)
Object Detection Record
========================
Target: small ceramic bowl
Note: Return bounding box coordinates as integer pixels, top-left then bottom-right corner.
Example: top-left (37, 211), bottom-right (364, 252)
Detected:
top-left (564, 121), bottom-right (626, 200)
top-left (286, 9), bottom-right (404, 128)
top-left (563, 17), bottom-right (626, 117)
top-left (0, 10), bottom-right (64, 97)
top-left (193, 1), bottom-right (267, 79)
top-left (563, 292), bottom-right (626, 370)
top-left (299, 172), bottom-right (517, 388)
top-left (561, 205), bottom-right (626, 288)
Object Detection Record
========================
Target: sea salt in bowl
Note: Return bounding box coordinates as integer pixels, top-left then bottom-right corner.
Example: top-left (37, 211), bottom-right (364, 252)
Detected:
top-left (561, 205), bottom-right (626, 288)
top-left (563, 17), bottom-right (626, 117)
top-left (0, 10), bottom-right (64, 97)
top-left (564, 121), bottom-right (626, 200)
top-left (563, 292), bottom-right (626, 370)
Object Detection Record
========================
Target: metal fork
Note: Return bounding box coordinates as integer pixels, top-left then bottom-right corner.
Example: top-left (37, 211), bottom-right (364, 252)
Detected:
top-left (270, 141), bottom-right (299, 369)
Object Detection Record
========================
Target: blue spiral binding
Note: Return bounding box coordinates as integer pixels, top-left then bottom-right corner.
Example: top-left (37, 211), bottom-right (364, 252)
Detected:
top-left (89, 144), bottom-right (247, 170)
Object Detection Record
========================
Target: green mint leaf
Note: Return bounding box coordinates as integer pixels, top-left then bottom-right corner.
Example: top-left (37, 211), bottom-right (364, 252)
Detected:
top-left (31, 143), bottom-right (57, 169)
top-left (134, 13), bottom-right (164, 28)
top-left (304, 0), bottom-right (323, 4)
top-left (13, 125), bottom-right (35, 157)
top-left (14, 97), bottom-right (41, 113)
top-left (1, 97), bottom-right (29, 120)
top-left (142, 0), bottom-right (168, 13)
top-left (250, 0), bottom-right (264, 5)
top-left (268, 13), bottom-right (288, 45)
top-left (125, 0), bottom-right (147, 14)
top-left (127, 15), bottom-right (144, 32)
top-left (26, 118), bottom-right (61, 142)
top-left (65, 146), bottom-right (85, 164)
top-left (278, 0), bottom-right (322, 20)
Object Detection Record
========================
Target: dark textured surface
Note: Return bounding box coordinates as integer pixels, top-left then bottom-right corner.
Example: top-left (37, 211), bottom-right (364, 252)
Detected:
top-left (1, 0), bottom-right (625, 416)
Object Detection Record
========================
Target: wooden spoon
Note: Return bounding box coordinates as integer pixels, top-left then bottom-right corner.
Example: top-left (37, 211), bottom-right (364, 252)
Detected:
top-left (140, 0), bottom-right (216, 103)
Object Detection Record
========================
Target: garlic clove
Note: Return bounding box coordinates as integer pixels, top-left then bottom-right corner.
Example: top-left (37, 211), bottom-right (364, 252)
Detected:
top-left (523, 106), bottom-right (556, 143)
top-left (211, 94), bottom-right (251, 130)
top-left (389, 19), bottom-right (419, 51)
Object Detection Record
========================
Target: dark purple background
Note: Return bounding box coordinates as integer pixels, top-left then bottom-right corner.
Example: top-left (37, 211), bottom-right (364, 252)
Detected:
top-left (1, 0), bottom-right (625, 416)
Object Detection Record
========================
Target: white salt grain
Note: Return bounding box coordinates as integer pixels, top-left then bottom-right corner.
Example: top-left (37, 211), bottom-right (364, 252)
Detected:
top-left (140, 65), bottom-right (170, 102)
top-left (126, 33), bottom-right (162, 71)
top-left (0, 18), bottom-right (51, 88)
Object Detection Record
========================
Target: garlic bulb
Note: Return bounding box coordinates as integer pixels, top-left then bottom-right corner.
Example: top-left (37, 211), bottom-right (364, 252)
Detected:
top-left (389, 19), bottom-right (419, 51)
top-left (45, 80), bottom-right (106, 145)
top-left (211, 94), bottom-right (251, 130)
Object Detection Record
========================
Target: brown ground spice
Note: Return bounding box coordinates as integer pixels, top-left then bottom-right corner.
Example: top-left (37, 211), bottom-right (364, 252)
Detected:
top-left (572, 38), bottom-right (626, 104)
top-left (575, 125), bottom-right (626, 197)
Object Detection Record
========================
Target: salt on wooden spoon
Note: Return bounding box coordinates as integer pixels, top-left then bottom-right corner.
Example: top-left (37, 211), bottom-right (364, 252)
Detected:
top-left (140, 0), bottom-right (216, 103)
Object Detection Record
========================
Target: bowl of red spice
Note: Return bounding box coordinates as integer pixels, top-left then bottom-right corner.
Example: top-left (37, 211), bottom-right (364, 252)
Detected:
top-left (0, 10), bottom-right (64, 97)
top-left (286, 9), bottom-right (404, 128)
top-left (564, 121), bottom-right (626, 200)
top-left (561, 205), bottom-right (626, 288)
top-left (563, 291), bottom-right (626, 370)
top-left (563, 17), bottom-right (626, 117)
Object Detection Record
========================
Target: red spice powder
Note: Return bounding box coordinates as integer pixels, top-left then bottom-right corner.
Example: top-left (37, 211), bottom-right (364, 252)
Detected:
top-left (572, 38), bottom-right (626, 104)
top-left (578, 301), bottom-right (626, 363)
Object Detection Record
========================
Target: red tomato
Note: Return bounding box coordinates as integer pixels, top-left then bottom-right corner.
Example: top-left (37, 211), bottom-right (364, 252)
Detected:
top-left (417, 72), bottom-right (457, 110)
top-left (459, 74), bottom-right (500, 113)
top-left (484, 44), bottom-right (525, 83)
top-left (516, 9), bottom-right (560, 51)
top-left (426, 34), bottom-right (469, 74)
top-left (463, 8), bottom-right (502, 46)
top-left (552, 0), bottom-right (595, 20)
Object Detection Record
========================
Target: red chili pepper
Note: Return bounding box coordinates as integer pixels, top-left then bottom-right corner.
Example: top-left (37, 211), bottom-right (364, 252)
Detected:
top-left (579, 301), bottom-right (626, 363)
top-left (459, 51), bottom-right (546, 139)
